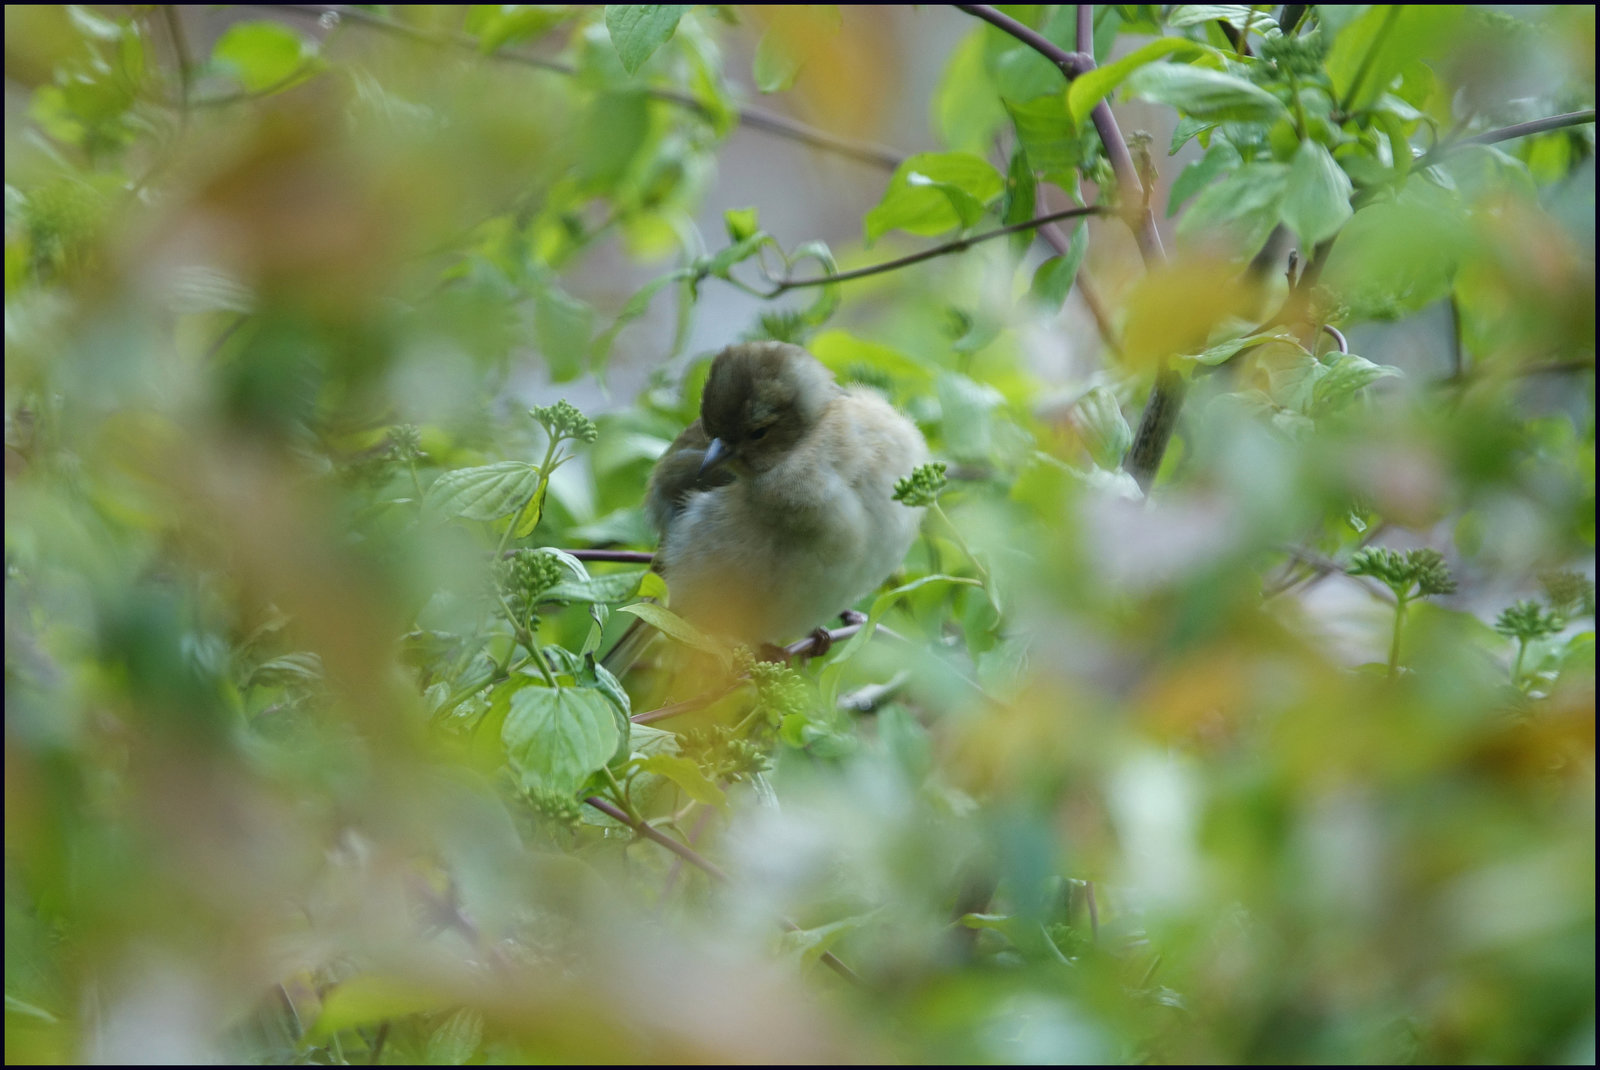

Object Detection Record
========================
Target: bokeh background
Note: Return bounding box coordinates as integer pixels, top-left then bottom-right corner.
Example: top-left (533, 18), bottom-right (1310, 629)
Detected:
top-left (5, 5), bottom-right (1594, 1063)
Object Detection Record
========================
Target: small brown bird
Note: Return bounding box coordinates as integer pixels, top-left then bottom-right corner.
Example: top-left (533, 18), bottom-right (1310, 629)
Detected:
top-left (638, 341), bottom-right (929, 650)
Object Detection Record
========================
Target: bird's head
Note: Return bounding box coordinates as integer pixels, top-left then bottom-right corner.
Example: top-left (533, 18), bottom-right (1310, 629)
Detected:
top-left (697, 341), bottom-right (839, 476)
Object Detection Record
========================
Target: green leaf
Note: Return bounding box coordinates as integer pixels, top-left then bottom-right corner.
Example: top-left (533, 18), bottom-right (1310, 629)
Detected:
top-left (1169, 115), bottom-right (1217, 154)
top-left (700, 232), bottom-right (772, 279)
top-left (535, 284), bottom-right (594, 383)
top-left (1124, 63), bottom-right (1288, 122)
top-left (1263, 343), bottom-right (1325, 412)
top-left (1280, 140), bottom-right (1353, 247)
top-left (934, 29), bottom-right (1008, 152)
top-left (1003, 96), bottom-right (1088, 185)
top-left (1072, 386), bottom-right (1132, 470)
top-left (1321, 176), bottom-right (1467, 317)
top-left (591, 269), bottom-right (689, 371)
top-left (1027, 220), bottom-right (1089, 310)
top-left (425, 1007), bottom-right (485, 1066)
top-left (426, 462), bottom-right (540, 521)
top-left (752, 29), bottom-right (800, 93)
top-left (467, 6), bottom-right (575, 54)
top-left (937, 372), bottom-right (1005, 462)
top-left (1001, 147), bottom-right (1037, 258)
top-left (628, 722), bottom-right (679, 758)
top-left (634, 754), bottom-right (727, 808)
top-left (306, 975), bottom-right (449, 1045)
top-left (818, 574), bottom-right (981, 703)
top-left (809, 330), bottom-right (933, 387)
top-left (1310, 353), bottom-right (1402, 415)
top-left (1326, 5), bottom-right (1461, 114)
top-left (785, 239), bottom-right (842, 328)
top-left (1166, 5), bottom-right (1279, 32)
top-left (502, 686), bottom-right (619, 795)
top-left (864, 153), bottom-right (1005, 243)
top-left (1177, 161), bottom-right (1290, 256)
top-left (247, 652), bottom-right (323, 688)
top-left (604, 5), bottom-right (689, 74)
top-left (1168, 139), bottom-right (1241, 216)
top-left (542, 570), bottom-right (650, 605)
top-left (1066, 38), bottom-right (1216, 128)
top-left (637, 571), bottom-right (669, 601)
top-left (617, 602), bottom-right (730, 665)
top-left (724, 206), bottom-right (760, 242)
top-left (993, 43), bottom-right (1063, 104)
top-left (778, 910), bottom-right (881, 968)
top-left (512, 479), bottom-right (545, 538)
top-left (211, 22), bottom-right (317, 94)
top-left (1187, 326), bottom-right (1294, 367)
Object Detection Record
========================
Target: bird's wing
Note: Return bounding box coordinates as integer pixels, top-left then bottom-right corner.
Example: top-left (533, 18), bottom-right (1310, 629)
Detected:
top-left (609, 421), bottom-right (740, 675)
top-left (644, 419), bottom-right (736, 535)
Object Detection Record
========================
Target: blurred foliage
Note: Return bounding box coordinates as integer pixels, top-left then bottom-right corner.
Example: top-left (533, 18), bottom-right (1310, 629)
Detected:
top-left (4, 4), bottom-right (1594, 1064)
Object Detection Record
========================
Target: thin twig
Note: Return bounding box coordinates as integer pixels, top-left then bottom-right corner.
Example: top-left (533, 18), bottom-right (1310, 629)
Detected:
top-left (1322, 324), bottom-right (1349, 356)
top-left (1467, 108), bottom-right (1597, 146)
top-left (266, 5), bottom-right (905, 170)
top-left (631, 683), bottom-right (739, 725)
top-left (956, 5), bottom-right (1094, 77)
top-left (161, 6), bottom-right (192, 106)
top-left (782, 620), bottom-right (909, 660)
top-left (766, 205), bottom-right (1106, 292)
top-left (563, 549), bottom-right (655, 563)
top-left (584, 795), bottom-right (861, 983)
top-left (1411, 108), bottom-right (1597, 172)
top-left (586, 796), bottom-right (731, 879)
top-left (1447, 294), bottom-right (1465, 380)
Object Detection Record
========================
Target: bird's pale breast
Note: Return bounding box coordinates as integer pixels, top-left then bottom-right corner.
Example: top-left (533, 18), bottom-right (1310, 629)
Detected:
top-left (661, 387), bottom-right (927, 644)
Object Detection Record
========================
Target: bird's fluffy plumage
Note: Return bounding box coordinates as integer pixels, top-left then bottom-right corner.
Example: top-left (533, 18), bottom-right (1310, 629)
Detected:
top-left (646, 341), bottom-right (928, 645)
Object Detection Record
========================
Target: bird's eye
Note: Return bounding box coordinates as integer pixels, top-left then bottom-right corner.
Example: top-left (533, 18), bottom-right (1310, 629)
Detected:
top-left (749, 426), bottom-right (770, 441)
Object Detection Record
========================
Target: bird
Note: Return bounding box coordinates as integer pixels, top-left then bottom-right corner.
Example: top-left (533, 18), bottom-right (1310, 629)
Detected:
top-left (620, 340), bottom-right (929, 660)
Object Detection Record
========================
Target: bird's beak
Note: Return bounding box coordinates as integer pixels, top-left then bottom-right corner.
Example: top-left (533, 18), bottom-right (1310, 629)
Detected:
top-left (699, 437), bottom-right (732, 476)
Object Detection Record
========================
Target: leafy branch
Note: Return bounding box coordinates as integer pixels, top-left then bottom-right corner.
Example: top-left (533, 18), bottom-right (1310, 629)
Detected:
top-left (954, 4), bottom-right (1177, 491)
top-left (252, 5), bottom-right (1130, 356)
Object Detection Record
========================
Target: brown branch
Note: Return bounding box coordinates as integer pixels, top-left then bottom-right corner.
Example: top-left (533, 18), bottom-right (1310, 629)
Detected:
top-left (955, 5), bottom-right (1163, 265)
top-left (956, 4), bottom-right (1094, 77)
top-left (266, 5), bottom-right (905, 171)
top-left (630, 683), bottom-right (738, 724)
top-left (1469, 108), bottom-right (1597, 146)
top-left (564, 549), bottom-right (655, 563)
top-left (1412, 108), bottom-right (1597, 172)
top-left (1322, 324), bottom-right (1349, 356)
top-left (586, 796), bottom-right (732, 880)
top-left (583, 796), bottom-right (860, 983)
top-left (767, 205), bottom-right (1106, 291)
